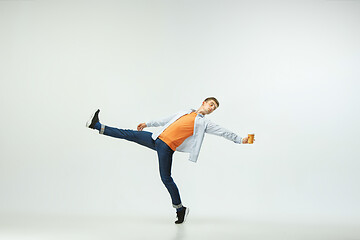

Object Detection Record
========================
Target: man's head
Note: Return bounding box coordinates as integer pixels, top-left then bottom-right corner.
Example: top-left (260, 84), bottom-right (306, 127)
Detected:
top-left (200, 97), bottom-right (219, 115)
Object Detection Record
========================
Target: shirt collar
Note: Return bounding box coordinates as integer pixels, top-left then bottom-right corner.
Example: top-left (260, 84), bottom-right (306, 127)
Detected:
top-left (191, 109), bottom-right (204, 118)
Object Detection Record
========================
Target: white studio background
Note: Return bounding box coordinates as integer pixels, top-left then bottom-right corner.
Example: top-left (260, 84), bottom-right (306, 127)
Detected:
top-left (0, 0), bottom-right (359, 225)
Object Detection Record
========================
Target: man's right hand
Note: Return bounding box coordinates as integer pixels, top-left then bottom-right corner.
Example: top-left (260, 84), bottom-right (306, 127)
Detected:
top-left (137, 123), bottom-right (147, 131)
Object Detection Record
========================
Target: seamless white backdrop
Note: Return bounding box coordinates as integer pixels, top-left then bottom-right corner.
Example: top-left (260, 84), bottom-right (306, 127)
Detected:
top-left (0, 0), bottom-right (359, 224)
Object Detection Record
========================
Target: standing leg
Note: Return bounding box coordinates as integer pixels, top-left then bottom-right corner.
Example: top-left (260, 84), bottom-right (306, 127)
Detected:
top-left (155, 139), bottom-right (183, 210)
top-left (155, 139), bottom-right (189, 224)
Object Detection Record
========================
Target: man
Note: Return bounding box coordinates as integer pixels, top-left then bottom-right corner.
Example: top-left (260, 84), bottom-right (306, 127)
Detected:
top-left (86, 97), bottom-right (253, 224)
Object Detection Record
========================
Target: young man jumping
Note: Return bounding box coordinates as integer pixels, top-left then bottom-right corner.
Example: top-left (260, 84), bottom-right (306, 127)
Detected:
top-left (86, 97), bottom-right (253, 224)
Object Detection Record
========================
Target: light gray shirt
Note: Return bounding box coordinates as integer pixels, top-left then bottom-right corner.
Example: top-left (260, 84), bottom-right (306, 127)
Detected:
top-left (146, 109), bottom-right (242, 163)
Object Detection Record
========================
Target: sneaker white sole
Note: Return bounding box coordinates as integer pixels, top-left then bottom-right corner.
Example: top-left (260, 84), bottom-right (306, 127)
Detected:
top-left (183, 207), bottom-right (190, 223)
top-left (86, 110), bottom-right (97, 128)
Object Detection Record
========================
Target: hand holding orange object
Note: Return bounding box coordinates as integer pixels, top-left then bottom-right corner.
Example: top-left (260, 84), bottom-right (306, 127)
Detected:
top-left (248, 134), bottom-right (255, 144)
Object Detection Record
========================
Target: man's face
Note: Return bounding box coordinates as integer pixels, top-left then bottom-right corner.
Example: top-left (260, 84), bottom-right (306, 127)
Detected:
top-left (202, 100), bottom-right (218, 114)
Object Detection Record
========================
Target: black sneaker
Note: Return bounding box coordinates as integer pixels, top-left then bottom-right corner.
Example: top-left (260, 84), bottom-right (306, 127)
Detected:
top-left (175, 207), bottom-right (189, 224)
top-left (86, 109), bottom-right (100, 129)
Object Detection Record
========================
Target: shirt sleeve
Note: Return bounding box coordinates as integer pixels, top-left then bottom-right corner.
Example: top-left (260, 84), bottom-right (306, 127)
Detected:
top-left (205, 120), bottom-right (242, 144)
top-left (146, 113), bottom-right (178, 128)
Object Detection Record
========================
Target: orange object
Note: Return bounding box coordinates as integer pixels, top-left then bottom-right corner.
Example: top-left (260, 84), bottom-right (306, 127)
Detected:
top-left (159, 112), bottom-right (197, 151)
top-left (248, 134), bottom-right (255, 144)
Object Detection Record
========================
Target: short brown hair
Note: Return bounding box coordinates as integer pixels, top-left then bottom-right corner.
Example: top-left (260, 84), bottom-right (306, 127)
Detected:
top-left (204, 97), bottom-right (219, 108)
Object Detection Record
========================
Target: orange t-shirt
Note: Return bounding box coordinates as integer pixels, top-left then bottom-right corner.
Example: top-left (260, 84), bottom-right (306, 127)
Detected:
top-left (159, 112), bottom-right (197, 151)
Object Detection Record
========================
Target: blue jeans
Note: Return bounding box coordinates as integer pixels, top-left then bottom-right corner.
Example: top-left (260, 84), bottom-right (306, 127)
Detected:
top-left (97, 124), bottom-right (183, 210)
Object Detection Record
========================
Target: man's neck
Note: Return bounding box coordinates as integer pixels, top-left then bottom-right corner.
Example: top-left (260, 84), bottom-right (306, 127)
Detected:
top-left (195, 108), bottom-right (206, 115)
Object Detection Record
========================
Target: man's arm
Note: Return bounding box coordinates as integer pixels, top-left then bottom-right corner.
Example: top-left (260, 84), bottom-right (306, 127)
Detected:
top-left (137, 112), bottom-right (178, 131)
top-left (205, 120), bottom-right (249, 144)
